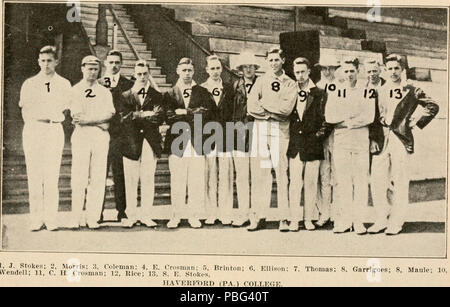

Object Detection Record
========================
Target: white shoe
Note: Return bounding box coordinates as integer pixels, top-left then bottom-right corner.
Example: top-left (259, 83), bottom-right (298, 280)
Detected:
top-left (289, 221), bottom-right (299, 232)
top-left (247, 218), bottom-right (261, 231)
top-left (385, 225), bottom-right (403, 236)
top-left (121, 218), bottom-right (135, 228)
top-left (333, 224), bottom-right (352, 233)
top-left (140, 218), bottom-right (157, 228)
top-left (204, 218), bottom-right (216, 225)
top-left (316, 216), bottom-right (330, 227)
top-left (29, 223), bottom-right (44, 232)
top-left (368, 222), bottom-right (387, 234)
top-left (354, 223), bottom-right (367, 235)
top-left (167, 219), bottom-right (180, 229)
top-left (304, 220), bottom-right (316, 231)
top-left (46, 224), bottom-right (59, 231)
top-left (232, 219), bottom-right (247, 227)
top-left (86, 221), bottom-right (100, 229)
top-left (188, 219), bottom-right (202, 229)
top-left (220, 219), bottom-right (232, 225)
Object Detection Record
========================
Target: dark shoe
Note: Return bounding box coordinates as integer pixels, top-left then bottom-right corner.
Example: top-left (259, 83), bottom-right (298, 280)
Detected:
top-left (117, 212), bottom-right (128, 222)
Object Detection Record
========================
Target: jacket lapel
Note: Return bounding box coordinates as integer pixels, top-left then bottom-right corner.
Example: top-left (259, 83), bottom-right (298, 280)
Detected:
top-left (304, 88), bottom-right (315, 114)
top-left (141, 88), bottom-right (153, 109)
top-left (174, 86), bottom-right (186, 109)
top-left (390, 86), bottom-right (414, 127)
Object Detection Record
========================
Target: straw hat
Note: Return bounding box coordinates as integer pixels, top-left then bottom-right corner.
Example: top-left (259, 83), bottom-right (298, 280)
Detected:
top-left (234, 51), bottom-right (260, 71)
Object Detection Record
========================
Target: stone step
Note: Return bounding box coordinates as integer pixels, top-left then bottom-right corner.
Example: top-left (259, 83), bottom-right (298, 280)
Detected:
top-left (386, 44), bottom-right (447, 60)
top-left (82, 18), bottom-right (138, 32)
top-left (80, 3), bottom-right (128, 13)
top-left (84, 26), bottom-right (141, 38)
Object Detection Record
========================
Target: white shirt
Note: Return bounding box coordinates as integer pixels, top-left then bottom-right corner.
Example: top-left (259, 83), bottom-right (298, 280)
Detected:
top-left (19, 72), bottom-right (72, 123)
top-left (103, 72), bottom-right (120, 88)
top-left (176, 80), bottom-right (197, 108)
top-left (70, 80), bottom-right (115, 130)
top-left (202, 78), bottom-right (223, 106)
top-left (325, 81), bottom-right (375, 152)
top-left (379, 79), bottom-right (409, 126)
top-left (133, 81), bottom-right (151, 106)
top-left (296, 79), bottom-right (315, 121)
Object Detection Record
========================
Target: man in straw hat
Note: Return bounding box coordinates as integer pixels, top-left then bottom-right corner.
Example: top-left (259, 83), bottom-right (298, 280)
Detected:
top-left (226, 51), bottom-right (260, 227)
top-left (314, 56), bottom-right (341, 227)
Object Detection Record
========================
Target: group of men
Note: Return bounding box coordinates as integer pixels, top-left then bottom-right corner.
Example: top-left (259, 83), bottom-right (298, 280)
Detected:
top-left (20, 45), bottom-right (438, 236)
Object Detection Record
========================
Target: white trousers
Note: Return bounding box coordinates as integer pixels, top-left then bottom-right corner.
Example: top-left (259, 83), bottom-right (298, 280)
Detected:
top-left (371, 132), bottom-right (410, 228)
top-left (71, 126), bottom-right (110, 224)
top-left (169, 143), bottom-right (206, 219)
top-left (250, 120), bottom-right (290, 220)
top-left (205, 151), bottom-right (250, 221)
top-left (123, 139), bottom-right (157, 222)
top-left (23, 122), bottom-right (64, 227)
top-left (288, 156), bottom-right (320, 221)
top-left (333, 147), bottom-right (369, 227)
top-left (317, 132), bottom-right (334, 220)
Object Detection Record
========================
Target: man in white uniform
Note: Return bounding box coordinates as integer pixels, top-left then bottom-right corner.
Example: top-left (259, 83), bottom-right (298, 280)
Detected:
top-left (247, 48), bottom-right (298, 231)
top-left (69, 55), bottom-right (115, 229)
top-left (325, 57), bottom-right (375, 234)
top-left (19, 46), bottom-right (72, 231)
top-left (314, 57), bottom-right (341, 227)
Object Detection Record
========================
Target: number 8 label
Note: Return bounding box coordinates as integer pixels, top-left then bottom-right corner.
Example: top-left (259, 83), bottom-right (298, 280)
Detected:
top-left (271, 81), bottom-right (280, 92)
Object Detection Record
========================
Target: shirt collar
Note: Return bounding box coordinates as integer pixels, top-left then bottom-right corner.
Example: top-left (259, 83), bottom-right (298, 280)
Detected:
top-left (104, 71), bottom-right (120, 80)
top-left (176, 79), bottom-right (197, 91)
top-left (298, 79), bottom-right (315, 93)
top-left (205, 78), bottom-right (223, 89)
top-left (387, 78), bottom-right (408, 89)
top-left (269, 69), bottom-right (288, 81)
top-left (133, 81), bottom-right (151, 93)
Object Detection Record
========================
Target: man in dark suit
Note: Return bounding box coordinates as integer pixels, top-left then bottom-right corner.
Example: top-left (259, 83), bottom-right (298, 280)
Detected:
top-left (287, 57), bottom-right (332, 232)
top-left (98, 50), bottom-right (134, 222)
top-left (369, 54), bottom-right (439, 235)
top-left (164, 57), bottom-right (215, 229)
top-left (364, 59), bottom-right (386, 158)
top-left (119, 60), bottom-right (164, 228)
top-left (201, 55), bottom-right (236, 226)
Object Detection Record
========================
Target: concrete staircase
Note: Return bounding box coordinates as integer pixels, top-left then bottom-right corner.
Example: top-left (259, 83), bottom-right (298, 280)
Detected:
top-left (80, 3), bottom-right (171, 90)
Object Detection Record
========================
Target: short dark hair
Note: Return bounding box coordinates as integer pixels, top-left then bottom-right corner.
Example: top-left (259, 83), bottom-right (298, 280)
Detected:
top-left (266, 48), bottom-right (284, 59)
top-left (178, 57), bottom-right (194, 67)
top-left (106, 50), bottom-right (123, 62)
top-left (293, 57), bottom-right (311, 69)
top-left (39, 45), bottom-right (58, 59)
top-left (385, 53), bottom-right (405, 68)
top-left (342, 56), bottom-right (359, 69)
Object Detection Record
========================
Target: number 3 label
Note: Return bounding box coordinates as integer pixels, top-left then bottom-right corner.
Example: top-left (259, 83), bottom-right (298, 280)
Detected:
top-left (271, 81), bottom-right (280, 92)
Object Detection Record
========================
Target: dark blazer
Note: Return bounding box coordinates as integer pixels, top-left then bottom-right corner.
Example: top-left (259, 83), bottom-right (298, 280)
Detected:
top-left (202, 81), bottom-right (235, 152)
top-left (119, 86), bottom-right (165, 160)
top-left (231, 76), bottom-right (258, 152)
top-left (368, 78), bottom-right (386, 155)
top-left (163, 84), bottom-right (216, 157)
top-left (380, 83), bottom-right (439, 154)
top-left (98, 74), bottom-right (134, 138)
top-left (287, 86), bottom-right (332, 161)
